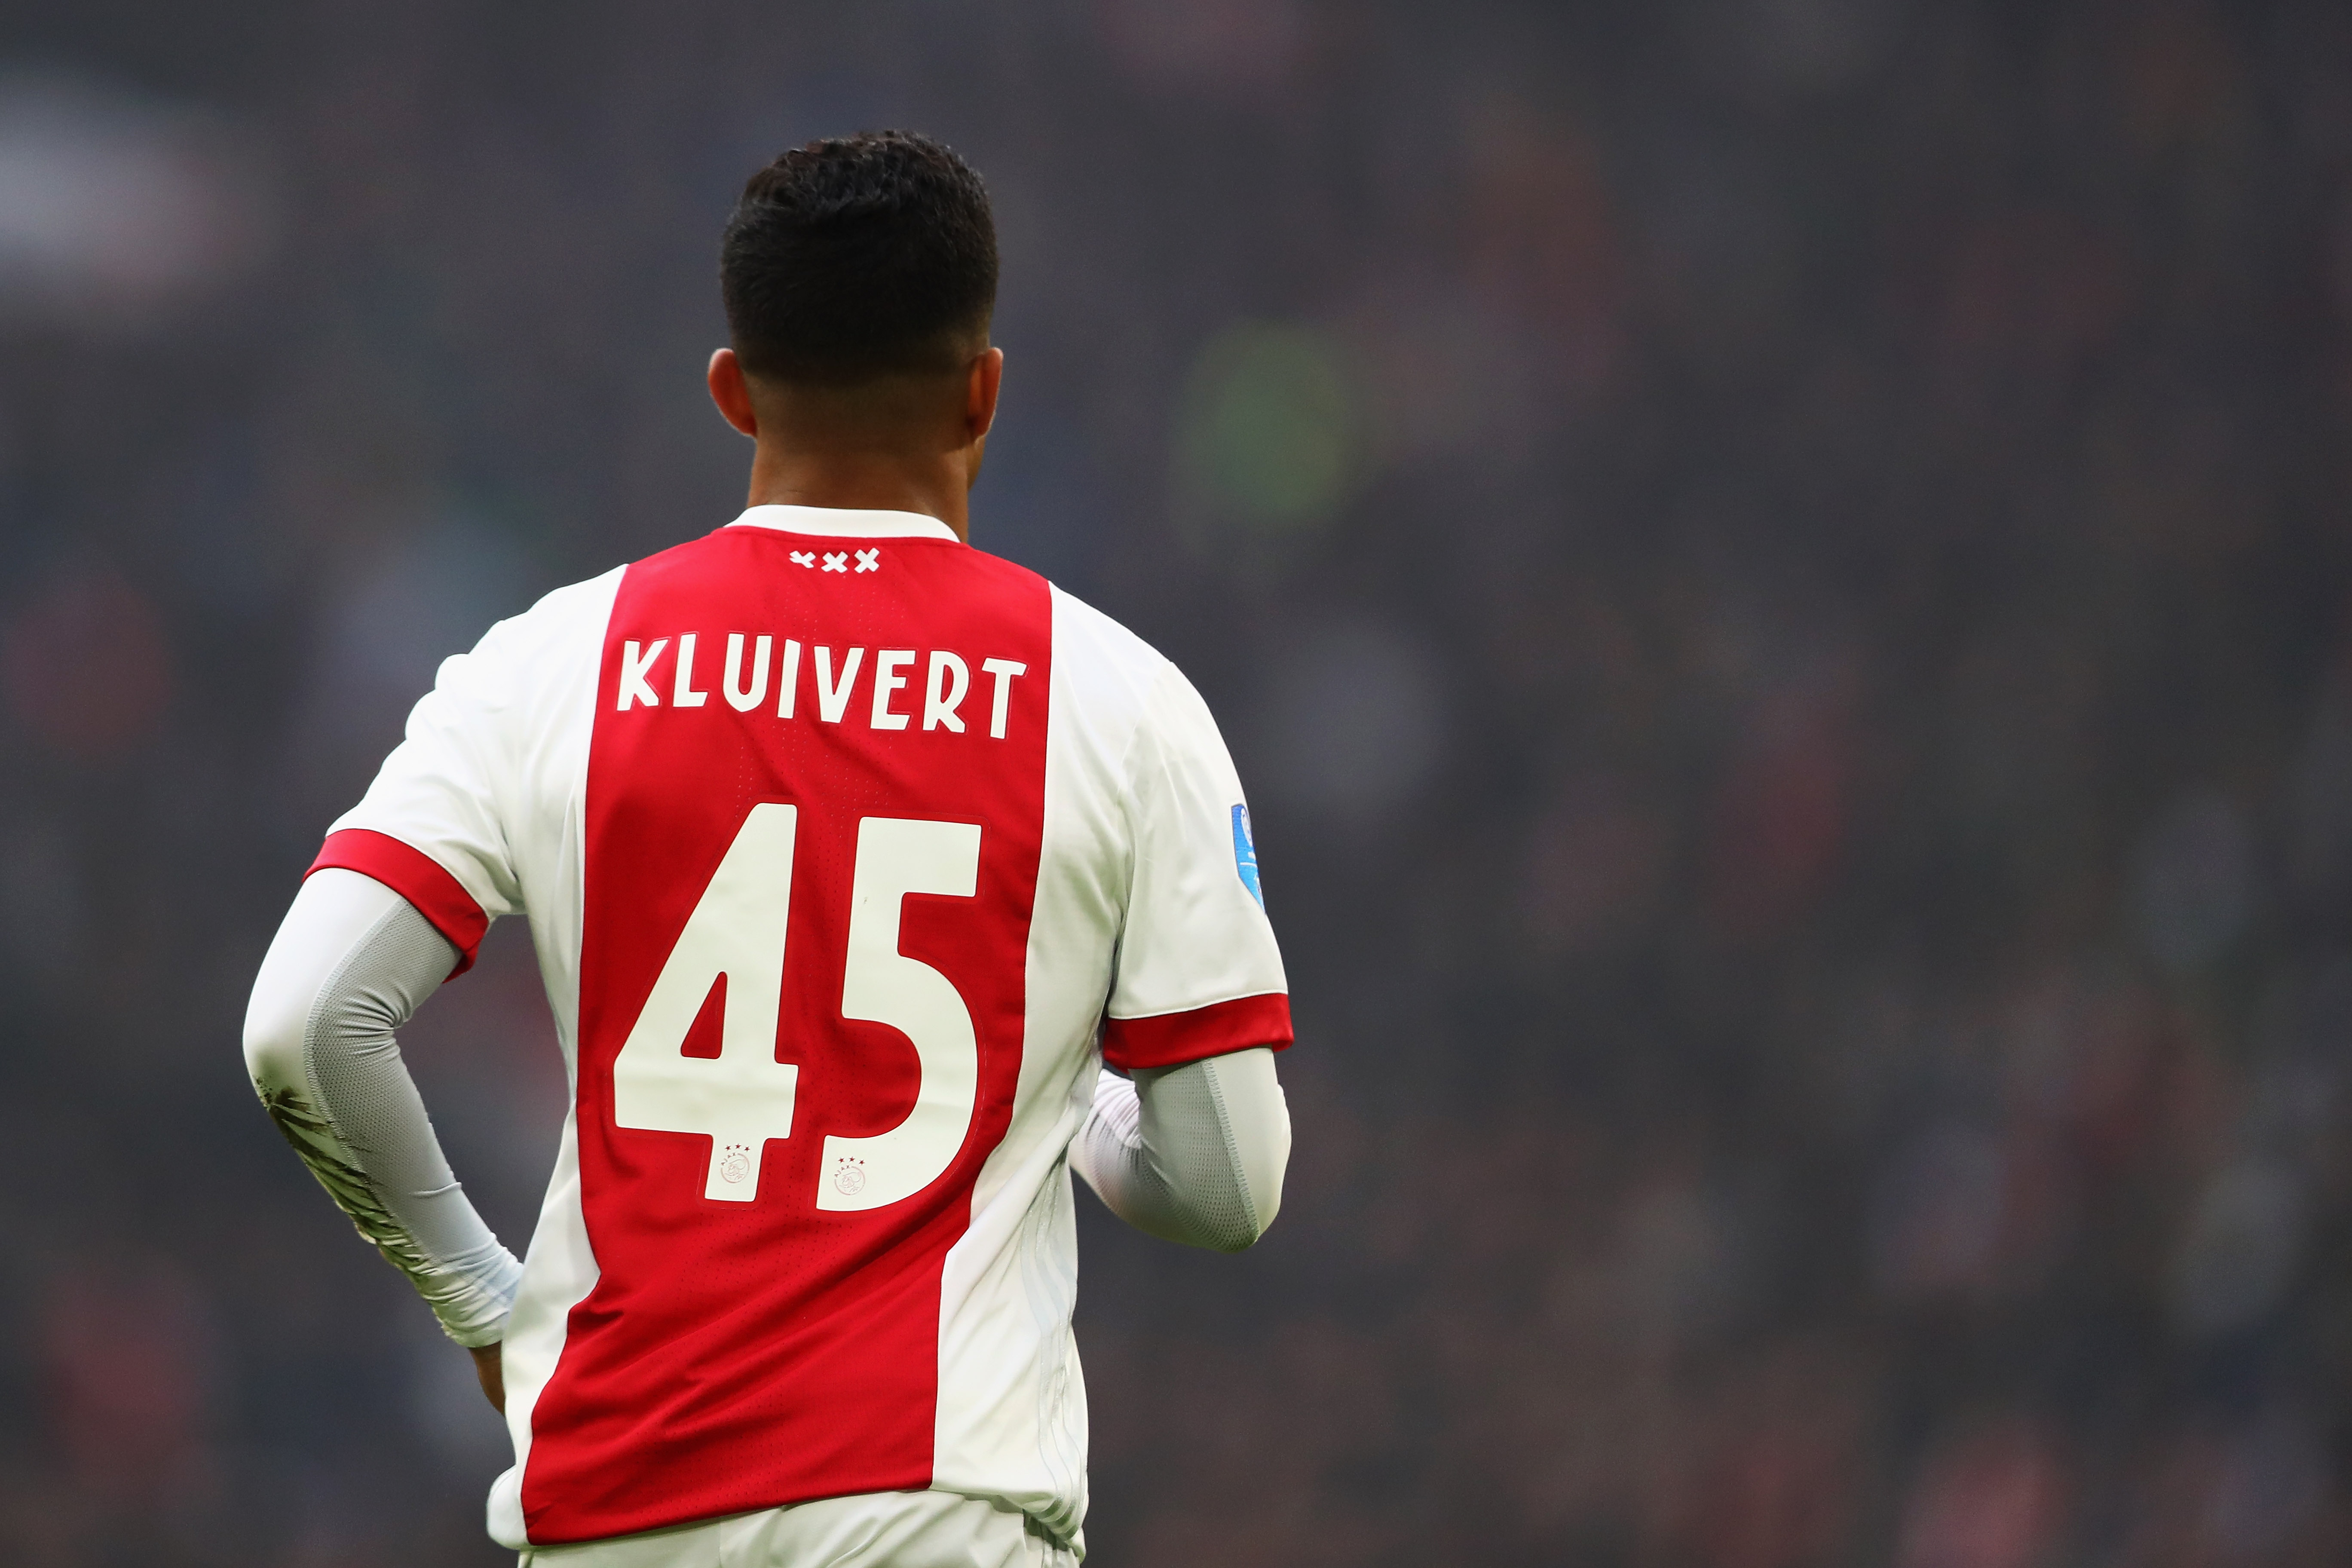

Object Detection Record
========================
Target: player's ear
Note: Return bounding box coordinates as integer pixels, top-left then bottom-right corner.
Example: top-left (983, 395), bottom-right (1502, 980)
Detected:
top-left (965, 346), bottom-right (1003, 445)
top-left (707, 348), bottom-right (760, 438)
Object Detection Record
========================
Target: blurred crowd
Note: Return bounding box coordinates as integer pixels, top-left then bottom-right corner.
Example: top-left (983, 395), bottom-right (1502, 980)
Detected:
top-left (2, 1), bottom-right (2351, 1564)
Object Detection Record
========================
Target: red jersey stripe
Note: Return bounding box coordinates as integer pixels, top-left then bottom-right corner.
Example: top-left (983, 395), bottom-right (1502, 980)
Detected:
top-left (1102, 992), bottom-right (1293, 1072)
top-left (309, 828), bottom-right (490, 976)
top-left (521, 524), bottom-right (1052, 1543)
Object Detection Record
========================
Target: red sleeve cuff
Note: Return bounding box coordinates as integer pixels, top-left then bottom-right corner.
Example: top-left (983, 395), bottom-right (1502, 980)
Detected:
top-left (307, 829), bottom-right (490, 978)
top-left (1102, 992), bottom-right (1293, 1072)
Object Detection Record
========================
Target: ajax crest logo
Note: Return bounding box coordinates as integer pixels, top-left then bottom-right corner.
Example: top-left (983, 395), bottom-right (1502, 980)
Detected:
top-left (1231, 804), bottom-right (1263, 910)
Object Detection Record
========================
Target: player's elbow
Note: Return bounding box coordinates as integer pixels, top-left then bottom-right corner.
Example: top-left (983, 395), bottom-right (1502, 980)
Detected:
top-left (241, 978), bottom-right (310, 1094)
top-left (1149, 1212), bottom-right (1263, 1254)
top-left (1204, 1214), bottom-right (1271, 1254)
top-left (1125, 1190), bottom-right (1273, 1253)
top-left (1171, 1185), bottom-right (1270, 1260)
top-left (1226, 1177), bottom-right (1287, 1252)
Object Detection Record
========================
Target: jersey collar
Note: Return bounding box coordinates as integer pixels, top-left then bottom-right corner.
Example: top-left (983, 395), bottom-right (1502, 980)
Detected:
top-left (726, 505), bottom-right (961, 542)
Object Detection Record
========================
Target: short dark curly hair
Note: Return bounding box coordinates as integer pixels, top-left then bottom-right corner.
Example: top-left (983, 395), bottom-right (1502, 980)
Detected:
top-left (720, 131), bottom-right (997, 385)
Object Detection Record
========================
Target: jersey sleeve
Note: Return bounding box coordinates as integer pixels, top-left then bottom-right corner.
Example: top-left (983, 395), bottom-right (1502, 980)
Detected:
top-left (1101, 662), bottom-right (1293, 1071)
top-left (309, 621), bottom-right (527, 975)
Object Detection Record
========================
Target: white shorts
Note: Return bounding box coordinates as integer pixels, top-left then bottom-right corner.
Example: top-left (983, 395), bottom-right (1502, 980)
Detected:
top-left (514, 1490), bottom-right (1080, 1568)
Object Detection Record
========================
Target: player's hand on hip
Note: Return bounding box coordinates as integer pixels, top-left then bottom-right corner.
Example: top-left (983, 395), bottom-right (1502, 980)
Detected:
top-left (472, 1343), bottom-right (505, 1413)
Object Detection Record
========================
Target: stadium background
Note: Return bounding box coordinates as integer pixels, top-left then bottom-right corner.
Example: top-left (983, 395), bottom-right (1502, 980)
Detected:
top-left (2, 1), bottom-right (2350, 1563)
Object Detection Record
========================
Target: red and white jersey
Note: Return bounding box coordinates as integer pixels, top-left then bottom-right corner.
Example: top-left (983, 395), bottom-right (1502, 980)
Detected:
top-left (310, 506), bottom-right (1291, 1548)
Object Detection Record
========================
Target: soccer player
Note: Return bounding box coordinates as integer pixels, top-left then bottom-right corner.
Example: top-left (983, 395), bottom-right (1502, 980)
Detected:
top-left (241, 132), bottom-right (1293, 1566)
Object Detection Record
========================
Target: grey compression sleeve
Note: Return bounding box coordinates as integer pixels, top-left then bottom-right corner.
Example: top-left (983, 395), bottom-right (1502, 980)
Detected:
top-left (1069, 1047), bottom-right (1291, 1252)
top-left (242, 867), bottom-right (523, 1346)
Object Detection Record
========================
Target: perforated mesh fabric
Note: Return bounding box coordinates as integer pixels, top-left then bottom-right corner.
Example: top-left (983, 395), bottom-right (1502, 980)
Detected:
top-left (1139, 1060), bottom-right (1261, 1250)
top-left (1071, 1054), bottom-right (1279, 1252)
top-left (285, 900), bottom-right (522, 1345)
top-left (306, 903), bottom-right (455, 1164)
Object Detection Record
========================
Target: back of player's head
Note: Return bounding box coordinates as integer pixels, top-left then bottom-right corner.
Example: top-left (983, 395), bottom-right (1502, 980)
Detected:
top-left (721, 131), bottom-right (997, 386)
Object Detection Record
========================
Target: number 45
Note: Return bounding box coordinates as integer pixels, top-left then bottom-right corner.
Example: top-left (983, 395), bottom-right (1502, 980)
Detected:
top-left (610, 804), bottom-right (983, 1211)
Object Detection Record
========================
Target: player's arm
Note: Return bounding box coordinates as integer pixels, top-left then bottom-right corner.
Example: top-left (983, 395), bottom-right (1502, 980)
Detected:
top-left (1078, 648), bottom-right (1296, 1250)
top-left (1071, 1047), bottom-right (1289, 1251)
top-left (242, 866), bottom-right (523, 1349)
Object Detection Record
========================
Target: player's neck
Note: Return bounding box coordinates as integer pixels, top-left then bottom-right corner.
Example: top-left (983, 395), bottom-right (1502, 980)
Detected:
top-left (744, 444), bottom-right (974, 542)
top-left (717, 349), bottom-right (998, 544)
